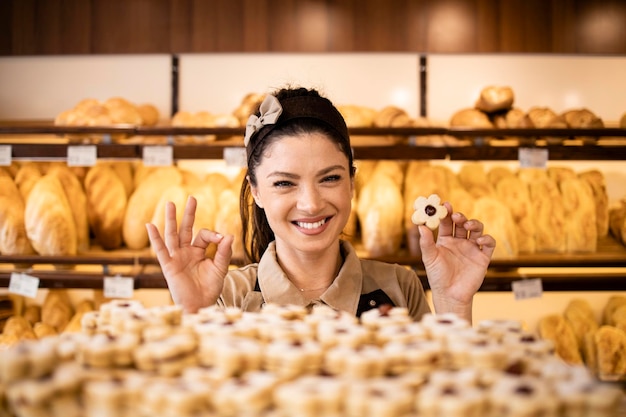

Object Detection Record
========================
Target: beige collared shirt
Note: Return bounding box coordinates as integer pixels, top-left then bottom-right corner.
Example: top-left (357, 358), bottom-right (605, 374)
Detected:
top-left (218, 240), bottom-right (431, 321)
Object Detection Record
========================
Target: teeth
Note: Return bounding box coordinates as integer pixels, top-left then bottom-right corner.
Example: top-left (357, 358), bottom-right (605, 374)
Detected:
top-left (296, 219), bottom-right (326, 229)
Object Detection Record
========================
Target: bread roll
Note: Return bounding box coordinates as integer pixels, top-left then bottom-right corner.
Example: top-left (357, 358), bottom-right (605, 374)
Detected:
top-left (337, 105), bottom-right (375, 127)
top-left (474, 86), bottom-right (514, 113)
top-left (602, 295), bottom-right (626, 326)
top-left (233, 92), bottom-right (265, 126)
top-left (527, 107), bottom-right (559, 128)
top-left (578, 170), bottom-right (609, 238)
top-left (505, 108), bottom-right (534, 128)
top-left (137, 103), bottom-right (160, 126)
top-left (124, 167), bottom-right (183, 249)
top-left (450, 108), bottom-right (493, 128)
top-left (84, 164), bottom-right (128, 250)
top-left (24, 174), bottom-right (77, 256)
top-left (560, 178), bottom-right (597, 252)
top-left (0, 177), bottom-right (35, 255)
top-left (47, 165), bottom-right (90, 253)
top-left (562, 108), bottom-right (603, 128)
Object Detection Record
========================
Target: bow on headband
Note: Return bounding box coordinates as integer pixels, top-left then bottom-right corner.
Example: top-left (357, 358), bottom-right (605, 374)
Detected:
top-left (244, 95), bottom-right (283, 146)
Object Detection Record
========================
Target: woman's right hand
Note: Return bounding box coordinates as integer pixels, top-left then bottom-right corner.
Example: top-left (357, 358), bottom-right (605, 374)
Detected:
top-left (146, 196), bottom-right (234, 313)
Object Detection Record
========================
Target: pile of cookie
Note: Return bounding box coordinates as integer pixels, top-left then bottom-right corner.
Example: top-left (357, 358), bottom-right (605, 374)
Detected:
top-left (0, 300), bottom-right (623, 417)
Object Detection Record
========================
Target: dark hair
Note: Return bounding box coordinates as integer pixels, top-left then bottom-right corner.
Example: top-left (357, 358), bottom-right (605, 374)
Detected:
top-left (240, 87), bottom-right (356, 263)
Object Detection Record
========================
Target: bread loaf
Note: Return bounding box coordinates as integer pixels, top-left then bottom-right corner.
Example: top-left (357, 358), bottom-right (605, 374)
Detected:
top-left (578, 170), bottom-right (609, 238)
top-left (594, 325), bottom-right (626, 376)
top-left (124, 167), bottom-right (183, 249)
top-left (150, 184), bottom-right (189, 239)
top-left (526, 176), bottom-right (566, 253)
top-left (494, 176), bottom-right (535, 253)
top-left (471, 197), bottom-right (518, 258)
top-left (47, 165), bottom-right (90, 252)
top-left (0, 315), bottom-right (36, 345)
top-left (474, 86), bottom-right (514, 113)
top-left (357, 173), bottom-right (404, 258)
top-left (24, 174), bottom-right (77, 256)
top-left (538, 314), bottom-right (583, 365)
top-left (214, 189), bottom-right (244, 259)
top-left (41, 290), bottom-right (74, 332)
top-left (14, 162), bottom-right (42, 200)
top-left (609, 200), bottom-right (626, 245)
top-left (457, 163), bottom-right (494, 198)
top-left (84, 164), bottom-right (128, 250)
top-left (563, 299), bottom-right (599, 350)
top-left (560, 178), bottom-right (597, 252)
top-left (0, 177), bottom-right (35, 255)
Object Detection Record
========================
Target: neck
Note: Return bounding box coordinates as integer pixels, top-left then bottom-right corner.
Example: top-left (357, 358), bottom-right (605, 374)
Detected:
top-left (276, 241), bottom-right (343, 293)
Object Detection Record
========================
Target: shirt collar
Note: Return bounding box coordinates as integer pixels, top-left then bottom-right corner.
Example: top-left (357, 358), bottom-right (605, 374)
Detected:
top-left (257, 240), bottom-right (363, 315)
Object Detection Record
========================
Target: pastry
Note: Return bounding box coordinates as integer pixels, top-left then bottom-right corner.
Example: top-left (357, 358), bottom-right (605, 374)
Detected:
top-left (273, 375), bottom-right (346, 417)
top-left (345, 377), bottom-right (414, 417)
top-left (411, 193), bottom-right (448, 230)
top-left (212, 371), bottom-right (278, 417)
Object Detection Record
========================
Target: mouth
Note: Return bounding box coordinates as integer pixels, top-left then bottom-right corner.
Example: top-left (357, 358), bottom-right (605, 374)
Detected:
top-left (294, 217), bottom-right (330, 230)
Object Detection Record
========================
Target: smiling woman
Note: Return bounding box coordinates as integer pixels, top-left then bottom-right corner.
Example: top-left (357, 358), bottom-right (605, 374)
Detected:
top-left (145, 86), bottom-right (496, 323)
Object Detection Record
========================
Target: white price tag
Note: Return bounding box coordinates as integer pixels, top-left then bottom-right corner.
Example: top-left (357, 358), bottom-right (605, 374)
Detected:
top-left (518, 148), bottom-right (548, 168)
top-left (8, 272), bottom-right (40, 299)
top-left (143, 146), bottom-right (173, 166)
top-left (67, 145), bottom-right (97, 167)
top-left (223, 147), bottom-right (247, 167)
top-left (0, 145), bottom-right (11, 166)
top-left (103, 276), bottom-right (135, 299)
top-left (512, 278), bottom-right (543, 300)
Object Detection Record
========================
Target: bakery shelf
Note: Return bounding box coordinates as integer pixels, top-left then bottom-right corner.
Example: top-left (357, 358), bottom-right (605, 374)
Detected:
top-left (1, 126), bottom-right (625, 161)
top-left (1, 237), bottom-right (625, 291)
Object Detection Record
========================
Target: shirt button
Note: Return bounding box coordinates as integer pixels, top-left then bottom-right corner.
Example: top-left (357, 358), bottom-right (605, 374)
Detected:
top-left (369, 300), bottom-right (377, 307)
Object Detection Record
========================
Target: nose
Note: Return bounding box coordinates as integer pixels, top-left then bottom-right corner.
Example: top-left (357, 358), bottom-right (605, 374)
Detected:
top-left (296, 183), bottom-right (323, 213)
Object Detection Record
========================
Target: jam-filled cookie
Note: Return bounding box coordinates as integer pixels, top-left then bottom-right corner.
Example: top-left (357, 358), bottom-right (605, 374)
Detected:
top-left (412, 193), bottom-right (448, 230)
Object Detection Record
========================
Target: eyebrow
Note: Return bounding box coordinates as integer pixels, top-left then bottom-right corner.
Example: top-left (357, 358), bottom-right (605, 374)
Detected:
top-left (266, 164), bottom-right (346, 179)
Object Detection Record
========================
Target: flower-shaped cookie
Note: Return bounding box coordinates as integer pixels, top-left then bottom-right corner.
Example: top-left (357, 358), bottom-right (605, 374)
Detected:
top-left (411, 194), bottom-right (448, 230)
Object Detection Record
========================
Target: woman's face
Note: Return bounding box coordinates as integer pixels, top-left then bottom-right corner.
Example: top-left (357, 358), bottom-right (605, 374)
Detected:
top-left (250, 132), bottom-right (354, 255)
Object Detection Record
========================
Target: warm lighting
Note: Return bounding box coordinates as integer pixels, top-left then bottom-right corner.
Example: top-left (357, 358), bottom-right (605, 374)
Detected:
top-left (427, 1), bottom-right (473, 52)
top-left (579, 3), bottom-right (625, 52)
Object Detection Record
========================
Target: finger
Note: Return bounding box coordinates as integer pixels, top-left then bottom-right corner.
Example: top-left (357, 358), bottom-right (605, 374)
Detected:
top-left (417, 225), bottom-right (436, 259)
top-left (476, 234), bottom-right (497, 258)
top-left (437, 202), bottom-right (455, 237)
top-left (146, 222), bottom-right (172, 265)
top-left (179, 196), bottom-right (198, 247)
top-left (466, 219), bottom-right (485, 241)
top-left (452, 211), bottom-right (470, 239)
top-left (191, 228), bottom-right (224, 250)
top-left (163, 201), bottom-right (179, 251)
top-left (212, 233), bottom-right (234, 276)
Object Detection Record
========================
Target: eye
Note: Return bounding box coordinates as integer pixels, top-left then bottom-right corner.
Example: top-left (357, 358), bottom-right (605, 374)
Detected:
top-left (273, 180), bottom-right (294, 188)
top-left (322, 174), bottom-right (341, 183)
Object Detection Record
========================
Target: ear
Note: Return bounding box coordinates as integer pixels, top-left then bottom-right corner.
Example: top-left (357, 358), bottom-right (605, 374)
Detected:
top-left (248, 176), bottom-right (264, 208)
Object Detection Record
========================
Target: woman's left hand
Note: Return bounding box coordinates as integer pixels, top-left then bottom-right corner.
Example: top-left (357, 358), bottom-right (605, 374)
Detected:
top-left (417, 201), bottom-right (496, 322)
